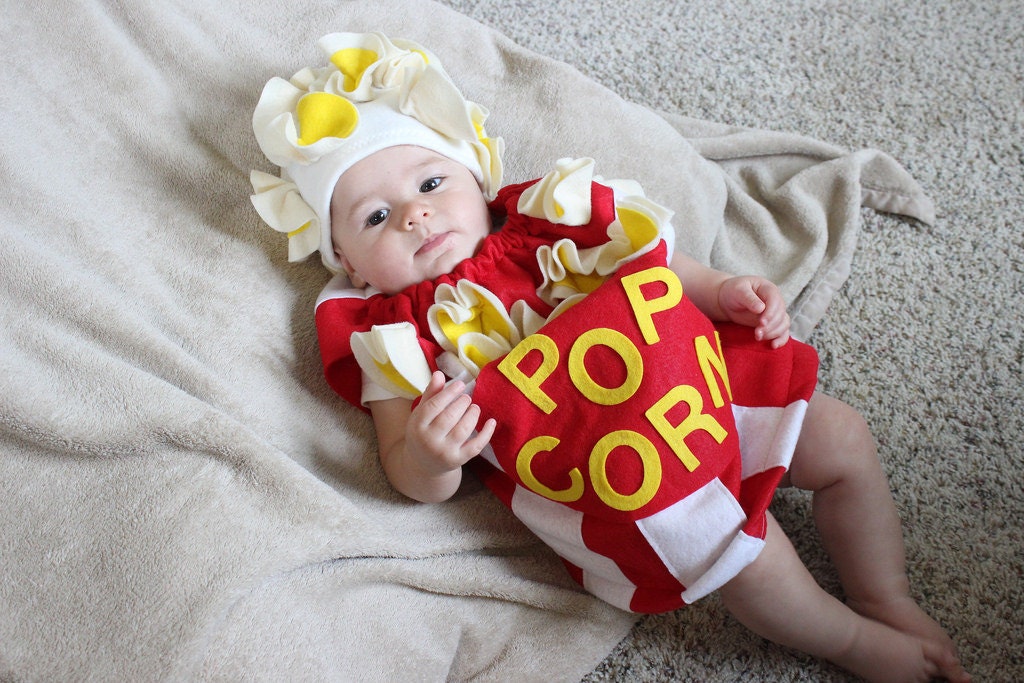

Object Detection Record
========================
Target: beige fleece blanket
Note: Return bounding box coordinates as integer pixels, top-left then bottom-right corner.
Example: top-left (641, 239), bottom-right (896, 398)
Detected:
top-left (0, 1), bottom-right (932, 680)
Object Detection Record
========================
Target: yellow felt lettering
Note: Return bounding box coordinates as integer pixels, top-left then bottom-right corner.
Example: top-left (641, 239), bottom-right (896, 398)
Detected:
top-left (589, 430), bottom-right (662, 511)
top-left (498, 333), bottom-right (559, 414)
top-left (621, 266), bottom-right (683, 345)
top-left (516, 435), bottom-right (584, 503)
top-left (645, 385), bottom-right (727, 472)
top-left (694, 331), bottom-right (732, 408)
top-left (567, 328), bottom-right (643, 406)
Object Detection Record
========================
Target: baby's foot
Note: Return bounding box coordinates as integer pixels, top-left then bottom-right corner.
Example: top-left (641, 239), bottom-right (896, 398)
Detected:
top-left (847, 595), bottom-right (970, 682)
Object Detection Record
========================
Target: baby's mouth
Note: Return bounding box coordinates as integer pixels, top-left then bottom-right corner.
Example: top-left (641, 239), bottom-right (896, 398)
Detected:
top-left (417, 232), bottom-right (451, 255)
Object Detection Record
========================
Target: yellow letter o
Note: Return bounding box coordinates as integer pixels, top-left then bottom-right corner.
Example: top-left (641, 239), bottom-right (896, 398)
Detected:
top-left (568, 328), bottom-right (643, 406)
top-left (589, 430), bottom-right (661, 512)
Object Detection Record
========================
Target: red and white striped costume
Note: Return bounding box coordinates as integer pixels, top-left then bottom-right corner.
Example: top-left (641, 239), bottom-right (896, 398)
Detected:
top-left (315, 160), bottom-right (818, 613)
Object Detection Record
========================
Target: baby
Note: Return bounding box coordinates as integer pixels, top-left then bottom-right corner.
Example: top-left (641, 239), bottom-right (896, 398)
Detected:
top-left (250, 32), bottom-right (968, 682)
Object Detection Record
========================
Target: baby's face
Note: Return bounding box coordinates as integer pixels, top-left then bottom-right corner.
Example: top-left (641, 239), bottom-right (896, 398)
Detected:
top-left (330, 145), bottom-right (491, 294)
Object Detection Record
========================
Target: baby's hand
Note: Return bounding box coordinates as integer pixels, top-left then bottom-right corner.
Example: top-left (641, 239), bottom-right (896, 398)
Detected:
top-left (406, 371), bottom-right (497, 472)
top-left (718, 276), bottom-right (791, 348)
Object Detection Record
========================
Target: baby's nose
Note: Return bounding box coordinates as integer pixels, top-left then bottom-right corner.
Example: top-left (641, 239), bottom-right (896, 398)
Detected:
top-left (402, 206), bottom-right (431, 230)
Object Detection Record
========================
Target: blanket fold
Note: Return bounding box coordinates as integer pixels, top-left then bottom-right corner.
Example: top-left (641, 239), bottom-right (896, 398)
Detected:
top-left (0, 0), bottom-right (931, 680)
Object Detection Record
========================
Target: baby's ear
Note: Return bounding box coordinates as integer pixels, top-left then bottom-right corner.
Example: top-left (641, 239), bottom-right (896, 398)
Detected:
top-left (338, 251), bottom-right (367, 288)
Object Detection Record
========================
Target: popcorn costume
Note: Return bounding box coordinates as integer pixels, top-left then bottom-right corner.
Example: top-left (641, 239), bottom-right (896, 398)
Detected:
top-left (251, 33), bottom-right (819, 614)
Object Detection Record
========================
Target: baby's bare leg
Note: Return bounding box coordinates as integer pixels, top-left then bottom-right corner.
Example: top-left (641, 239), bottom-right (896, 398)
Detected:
top-left (788, 393), bottom-right (910, 605)
top-left (721, 515), bottom-right (947, 682)
top-left (783, 392), bottom-right (968, 680)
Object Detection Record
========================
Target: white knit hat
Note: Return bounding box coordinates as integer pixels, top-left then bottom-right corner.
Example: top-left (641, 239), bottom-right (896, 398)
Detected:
top-left (250, 32), bottom-right (503, 273)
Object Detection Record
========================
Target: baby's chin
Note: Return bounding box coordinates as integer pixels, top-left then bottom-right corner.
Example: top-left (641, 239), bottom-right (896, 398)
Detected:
top-left (370, 263), bottom-right (455, 295)
top-left (421, 239), bottom-right (478, 279)
top-left (370, 235), bottom-right (485, 294)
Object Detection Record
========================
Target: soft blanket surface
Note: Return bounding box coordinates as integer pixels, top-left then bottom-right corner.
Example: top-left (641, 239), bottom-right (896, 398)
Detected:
top-left (4, 0), bottom-right (1014, 681)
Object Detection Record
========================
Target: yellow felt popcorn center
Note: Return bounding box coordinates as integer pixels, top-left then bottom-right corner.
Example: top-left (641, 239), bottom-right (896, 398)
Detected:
top-left (461, 341), bottom-right (495, 372)
top-left (329, 47), bottom-right (379, 92)
top-left (616, 206), bottom-right (661, 251)
top-left (549, 242), bottom-right (607, 296)
top-left (435, 304), bottom-right (509, 343)
top-left (350, 324), bottom-right (432, 400)
top-left (373, 358), bottom-right (423, 397)
top-left (295, 92), bottom-right (359, 146)
top-left (287, 221), bottom-right (312, 238)
top-left (431, 282), bottom-right (516, 349)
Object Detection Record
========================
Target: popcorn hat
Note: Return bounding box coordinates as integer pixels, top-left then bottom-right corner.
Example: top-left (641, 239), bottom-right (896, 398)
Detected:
top-left (250, 32), bottom-right (504, 273)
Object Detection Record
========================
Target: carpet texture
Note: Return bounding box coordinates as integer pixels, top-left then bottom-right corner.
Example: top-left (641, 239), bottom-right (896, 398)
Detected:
top-left (436, 1), bottom-right (1023, 680)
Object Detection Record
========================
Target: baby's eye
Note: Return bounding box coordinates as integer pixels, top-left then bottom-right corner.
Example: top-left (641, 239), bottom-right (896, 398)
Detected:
top-left (420, 176), bottom-right (442, 193)
top-left (366, 209), bottom-right (389, 227)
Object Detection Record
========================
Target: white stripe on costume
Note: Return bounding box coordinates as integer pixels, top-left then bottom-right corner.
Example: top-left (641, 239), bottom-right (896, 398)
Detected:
top-left (680, 531), bottom-right (765, 604)
top-left (581, 568), bottom-right (637, 613)
top-left (636, 478), bottom-right (747, 591)
top-left (510, 486), bottom-right (636, 611)
top-left (732, 400), bottom-right (809, 478)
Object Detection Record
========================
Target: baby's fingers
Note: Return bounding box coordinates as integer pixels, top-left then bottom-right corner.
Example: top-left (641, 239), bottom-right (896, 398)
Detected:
top-left (414, 380), bottom-right (494, 462)
top-left (417, 376), bottom-right (468, 421)
top-left (462, 417), bottom-right (497, 458)
top-left (727, 282), bottom-right (767, 315)
top-left (765, 326), bottom-right (791, 349)
top-left (447, 404), bottom-right (494, 458)
top-left (423, 390), bottom-right (475, 442)
top-left (756, 309), bottom-right (791, 347)
top-left (419, 370), bottom-right (448, 402)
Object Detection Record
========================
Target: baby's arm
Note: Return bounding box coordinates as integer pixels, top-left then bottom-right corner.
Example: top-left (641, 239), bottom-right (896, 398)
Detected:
top-left (669, 251), bottom-right (791, 347)
top-left (369, 371), bottom-right (497, 503)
